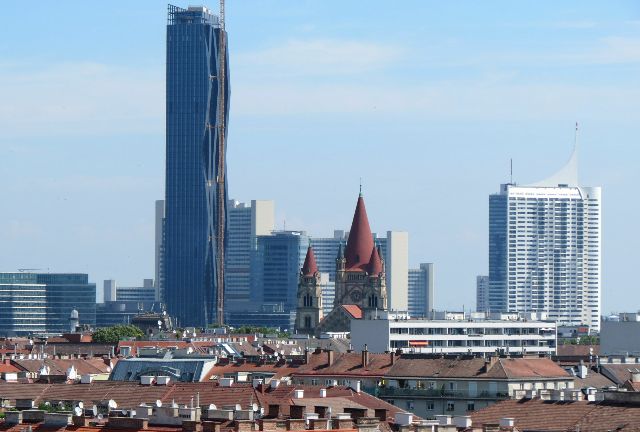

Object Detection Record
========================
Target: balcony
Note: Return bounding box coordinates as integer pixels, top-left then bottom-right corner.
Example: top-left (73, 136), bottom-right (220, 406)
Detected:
top-left (376, 387), bottom-right (510, 400)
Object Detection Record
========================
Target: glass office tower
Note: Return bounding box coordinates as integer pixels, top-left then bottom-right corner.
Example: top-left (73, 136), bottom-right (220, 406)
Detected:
top-left (165, 5), bottom-right (230, 327)
top-left (0, 273), bottom-right (96, 336)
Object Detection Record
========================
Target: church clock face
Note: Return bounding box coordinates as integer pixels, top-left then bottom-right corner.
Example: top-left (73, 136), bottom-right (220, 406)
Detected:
top-left (349, 289), bottom-right (362, 302)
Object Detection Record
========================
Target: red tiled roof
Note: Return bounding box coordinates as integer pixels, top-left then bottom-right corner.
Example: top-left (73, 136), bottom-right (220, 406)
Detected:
top-left (293, 351), bottom-right (394, 378)
top-left (495, 358), bottom-right (570, 379)
top-left (11, 358), bottom-right (111, 375)
top-left (344, 195), bottom-right (374, 271)
top-left (341, 305), bottom-right (362, 319)
top-left (301, 246), bottom-right (319, 276)
top-left (556, 345), bottom-right (600, 357)
top-left (471, 397), bottom-right (640, 432)
top-left (0, 362), bottom-right (20, 373)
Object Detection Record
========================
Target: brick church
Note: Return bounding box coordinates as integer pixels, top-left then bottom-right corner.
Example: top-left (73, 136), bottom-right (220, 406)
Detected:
top-left (295, 192), bottom-right (388, 336)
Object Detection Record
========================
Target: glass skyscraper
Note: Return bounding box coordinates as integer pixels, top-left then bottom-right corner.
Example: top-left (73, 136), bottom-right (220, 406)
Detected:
top-left (164, 5), bottom-right (230, 327)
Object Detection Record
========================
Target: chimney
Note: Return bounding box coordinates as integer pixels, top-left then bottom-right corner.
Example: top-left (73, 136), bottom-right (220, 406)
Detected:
top-left (305, 348), bottom-right (311, 365)
top-left (326, 349), bottom-right (334, 366)
top-left (362, 345), bottom-right (369, 367)
top-left (390, 351), bottom-right (395, 365)
top-left (499, 418), bottom-right (515, 428)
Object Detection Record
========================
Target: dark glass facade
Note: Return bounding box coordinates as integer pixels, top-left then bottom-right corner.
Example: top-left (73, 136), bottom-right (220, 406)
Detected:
top-left (0, 273), bottom-right (96, 336)
top-left (165, 5), bottom-right (230, 327)
top-left (251, 232), bottom-right (309, 314)
top-left (488, 193), bottom-right (508, 312)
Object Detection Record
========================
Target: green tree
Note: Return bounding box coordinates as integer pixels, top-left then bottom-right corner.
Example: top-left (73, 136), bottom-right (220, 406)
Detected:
top-left (92, 325), bottom-right (144, 343)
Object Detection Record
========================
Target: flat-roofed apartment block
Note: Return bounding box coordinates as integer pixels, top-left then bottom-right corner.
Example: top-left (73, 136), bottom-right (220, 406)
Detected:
top-left (351, 311), bottom-right (557, 355)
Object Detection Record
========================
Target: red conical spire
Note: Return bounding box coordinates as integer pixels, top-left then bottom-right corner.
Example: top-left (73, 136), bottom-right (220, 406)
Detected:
top-left (302, 246), bottom-right (318, 276)
top-left (345, 194), bottom-right (374, 271)
top-left (367, 244), bottom-right (383, 275)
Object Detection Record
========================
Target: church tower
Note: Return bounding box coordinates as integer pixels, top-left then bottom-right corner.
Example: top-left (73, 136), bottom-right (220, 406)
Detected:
top-left (334, 192), bottom-right (388, 313)
top-left (295, 246), bottom-right (323, 334)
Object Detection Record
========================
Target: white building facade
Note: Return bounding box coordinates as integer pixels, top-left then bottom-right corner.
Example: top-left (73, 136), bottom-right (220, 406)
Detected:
top-left (351, 311), bottom-right (557, 355)
top-left (487, 146), bottom-right (602, 331)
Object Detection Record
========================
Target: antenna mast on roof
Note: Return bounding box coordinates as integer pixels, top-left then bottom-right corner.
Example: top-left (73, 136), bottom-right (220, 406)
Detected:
top-left (510, 159), bottom-right (513, 184)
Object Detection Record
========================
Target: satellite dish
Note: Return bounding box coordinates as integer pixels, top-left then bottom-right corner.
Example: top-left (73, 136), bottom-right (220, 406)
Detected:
top-left (235, 404), bottom-right (242, 411)
top-left (97, 414), bottom-right (103, 420)
top-left (77, 402), bottom-right (84, 409)
top-left (108, 399), bottom-right (117, 409)
top-left (208, 404), bottom-right (217, 410)
top-left (252, 403), bottom-right (258, 412)
top-left (121, 409), bottom-right (128, 417)
top-left (58, 401), bottom-right (65, 409)
top-left (44, 401), bottom-right (51, 407)
top-left (155, 400), bottom-right (162, 408)
top-left (74, 407), bottom-right (83, 416)
top-left (91, 405), bottom-right (98, 416)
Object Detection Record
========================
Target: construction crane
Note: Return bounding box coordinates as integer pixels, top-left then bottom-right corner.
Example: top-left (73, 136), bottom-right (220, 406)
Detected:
top-left (215, 0), bottom-right (227, 326)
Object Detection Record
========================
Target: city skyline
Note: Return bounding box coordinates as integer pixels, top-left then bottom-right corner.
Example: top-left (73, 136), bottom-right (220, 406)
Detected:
top-left (1, 1), bottom-right (638, 313)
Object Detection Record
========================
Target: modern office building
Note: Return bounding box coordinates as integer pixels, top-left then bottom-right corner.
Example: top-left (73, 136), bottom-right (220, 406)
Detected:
top-left (164, 5), bottom-right (230, 327)
top-left (103, 279), bottom-right (117, 303)
top-left (251, 231), bottom-right (310, 314)
top-left (408, 263), bottom-right (434, 317)
top-left (102, 279), bottom-right (156, 303)
top-left (0, 272), bottom-right (96, 336)
top-left (155, 200), bottom-right (165, 302)
top-left (488, 146), bottom-right (602, 331)
top-left (351, 311), bottom-right (557, 355)
top-left (476, 275), bottom-right (489, 313)
top-left (225, 199), bottom-right (274, 312)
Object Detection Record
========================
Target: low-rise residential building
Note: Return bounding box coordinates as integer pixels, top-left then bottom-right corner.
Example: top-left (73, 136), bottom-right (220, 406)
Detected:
top-left (350, 311), bottom-right (557, 355)
top-left (289, 350), bottom-right (571, 418)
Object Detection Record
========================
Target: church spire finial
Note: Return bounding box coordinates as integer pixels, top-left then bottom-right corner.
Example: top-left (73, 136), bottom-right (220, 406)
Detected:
top-left (359, 178), bottom-right (362, 197)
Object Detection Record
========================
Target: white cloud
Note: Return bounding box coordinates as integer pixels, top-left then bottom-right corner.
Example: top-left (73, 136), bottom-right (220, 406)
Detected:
top-left (235, 38), bottom-right (404, 77)
top-left (0, 62), bottom-right (164, 138)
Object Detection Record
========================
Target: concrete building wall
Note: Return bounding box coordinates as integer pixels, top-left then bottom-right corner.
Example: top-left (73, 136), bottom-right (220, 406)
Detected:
top-left (104, 279), bottom-right (117, 303)
top-left (386, 231), bottom-right (409, 311)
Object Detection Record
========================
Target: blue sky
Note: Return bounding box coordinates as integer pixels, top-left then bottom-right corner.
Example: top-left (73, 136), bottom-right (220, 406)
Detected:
top-left (1, 1), bottom-right (639, 312)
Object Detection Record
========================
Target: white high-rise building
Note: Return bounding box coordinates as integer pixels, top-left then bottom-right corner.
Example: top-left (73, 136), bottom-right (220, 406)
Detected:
top-left (488, 144), bottom-right (602, 331)
top-left (387, 231), bottom-right (409, 311)
top-left (226, 199), bottom-right (275, 312)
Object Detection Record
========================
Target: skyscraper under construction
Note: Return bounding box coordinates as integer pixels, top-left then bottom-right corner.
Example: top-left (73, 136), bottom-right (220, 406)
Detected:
top-left (164, 4), bottom-right (229, 327)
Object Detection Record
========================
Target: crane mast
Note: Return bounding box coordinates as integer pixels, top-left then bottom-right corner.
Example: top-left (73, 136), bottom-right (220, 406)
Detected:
top-left (215, 0), bottom-right (227, 326)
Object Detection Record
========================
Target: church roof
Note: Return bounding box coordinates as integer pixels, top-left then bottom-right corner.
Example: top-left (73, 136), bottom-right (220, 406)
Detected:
top-left (301, 246), bottom-right (318, 276)
top-left (367, 245), bottom-right (383, 275)
top-left (344, 195), bottom-right (374, 271)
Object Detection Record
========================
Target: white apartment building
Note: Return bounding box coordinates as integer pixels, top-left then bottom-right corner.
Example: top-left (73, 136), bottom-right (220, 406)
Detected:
top-left (487, 146), bottom-right (602, 331)
top-left (350, 311), bottom-right (557, 355)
